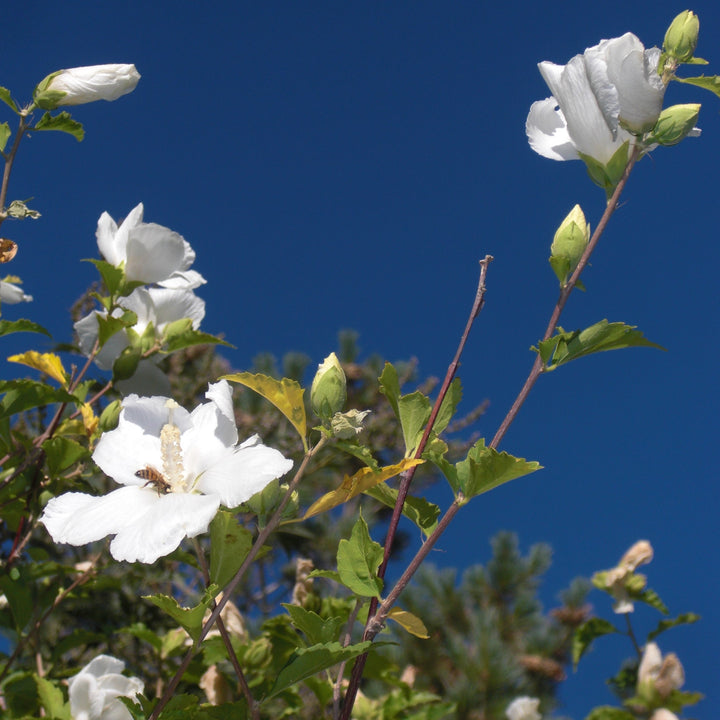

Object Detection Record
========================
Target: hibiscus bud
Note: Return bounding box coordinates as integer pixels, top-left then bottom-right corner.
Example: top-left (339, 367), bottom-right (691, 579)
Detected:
top-left (549, 204), bottom-right (589, 286)
top-left (310, 352), bottom-right (347, 419)
top-left (664, 10), bottom-right (699, 63)
top-left (647, 103), bottom-right (701, 146)
top-left (34, 64), bottom-right (140, 110)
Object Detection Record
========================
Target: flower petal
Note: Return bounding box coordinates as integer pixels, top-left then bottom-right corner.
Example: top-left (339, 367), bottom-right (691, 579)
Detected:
top-left (124, 223), bottom-right (188, 283)
top-left (158, 269), bottom-right (207, 290)
top-left (197, 436), bottom-right (293, 507)
top-left (0, 281), bottom-right (33, 304)
top-left (96, 203), bottom-right (143, 266)
top-left (41, 486), bottom-right (160, 545)
top-left (526, 98), bottom-right (579, 160)
top-left (108, 492), bottom-right (220, 563)
top-left (147, 288), bottom-right (205, 330)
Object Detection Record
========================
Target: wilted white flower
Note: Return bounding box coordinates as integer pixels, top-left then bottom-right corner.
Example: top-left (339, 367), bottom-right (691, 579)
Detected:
top-left (68, 654), bottom-right (143, 720)
top-left (638, 642), bottom-right (685, 698)
top-left (96, 203), bottom-right (205, 289)
top-left (41, 381), bottom-right (293, 563)
top-left (39, 64), bottom-right (140, 107)
top-left (527, 33), bottom-right (666, 164)
top-left (0, 279), bottom-right (32, 304)
top-left (506, 696), bottom-right (541, 720)
top-left (595, 540), bottom-right (654, 613)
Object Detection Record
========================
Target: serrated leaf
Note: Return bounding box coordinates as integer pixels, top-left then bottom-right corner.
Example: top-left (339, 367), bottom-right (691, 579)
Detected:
top-left (7, 351), bottom-right (68, 386)
top-left (145, 588), bottom-right (218, 643)
top-left (387, 608), bottom-right (429, 639)
top-left (112, 345), bottom-right (141, 382)
top-left (303, 458), bottom-right (422, 520)
top-left (282, 604), bottom-right (343, 645)
top-left (224, 372), bottom-right (307, 451)
top-left (35, 676), bottom-right (71, 720)
top-left (337, 513), bottom-right (383, 598)
top-left (124, 622), bottom-right (164, 652)
top-left (0, 380), bottom-right (76, 419)
top-left (584, 707), bottom-right (636, 720)
top-left (398, 391), bottom-right (432, 457)
top-left (33, 111), bottom-right (84, 141)
top-left (536, 320), bottom-right (664, 371)
top-left (675, 73), bottom-right (720, 98)
top-left (573, 617), bottom-right (619, 668)
top-left (456, 439), bottom-right (541, 501)
top-left (647, 612), bottom-right (700, 641)
top-left (42, 436), bottom-right (88, 476)
top-left (0, 319), bottom-right (51, 337)
top-left (163, 325), bottom-right (231, 353)
top-left (86, 259), bottom-right (125, 295)
top-left (433, 378), bottom-right (462, 435)
top-left (364, 482), bottom-right (440, 536)
top-left (378, 362), bottom-right (401, 417)
top-left (97, 310), bottom-right (135, 347)
top-left (0, 87), bottom-right (18, 112)
top-left (333, 438), bottom-right (379, 471)
top-left (0, 122), bottom-right (10, 153)
top-left (423, 437), bottom-right (459, 493)
top-left (308, 569), bottom-right (342, 583)
top-left (209, 510), bottom-right (253, 589)
top-left (634, 586), bottom-right (668, 615)
top-left (268, 640), bottom-right (373, 698)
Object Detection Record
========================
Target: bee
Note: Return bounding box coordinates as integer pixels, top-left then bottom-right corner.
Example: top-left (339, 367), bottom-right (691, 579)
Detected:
top-left (135, 465), bottom-right (172, 495)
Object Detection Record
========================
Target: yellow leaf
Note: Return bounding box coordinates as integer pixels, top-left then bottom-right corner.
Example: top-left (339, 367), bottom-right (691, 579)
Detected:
top-left (223, 372), bottom-right (307, 451)
top-left (388, 608), bottom-right (430, 639)
top-left (80, 403), bottom-right (98, 436)
top-left (8, 351), bottom-right (68, 386)
top-left (303, 458), bottom-right (423, 519)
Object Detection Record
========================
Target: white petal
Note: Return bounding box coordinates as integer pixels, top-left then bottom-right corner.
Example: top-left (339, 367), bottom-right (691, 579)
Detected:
top-left (0, 281), bottom-right (33, 304)
top-left (40, 486), bottom-right (160, 545)
top-left (147, 288), bottom-right (205, 330)
top-left (115, 359), bottom-right (172, 398)
top-left (124, 223), bottom-right (188, 283)
top-left (48, 64), bottom-right (140, 105)
top-left (76, 655), bottom-right (126, 679)
top-left (96, 204), bottom-right (143, 266)
top-left (526, 98), bottom-right (579, 160)
top-left (158, 269), bottom-right (207, 290)
top-left (197, 439), bottom-right (293, 507)
top-left (117, 287), bottom-right (155, 332)
top-left (540, 56), bottom-right (622, 164)
top-left (109, 492), bottom-right (220, 563)
top-left (68, 673), bottom-right (102, 720)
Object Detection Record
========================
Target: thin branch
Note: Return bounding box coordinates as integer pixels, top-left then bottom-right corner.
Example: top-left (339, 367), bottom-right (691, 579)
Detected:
top-left (332, 599), bottom-right (363, 720)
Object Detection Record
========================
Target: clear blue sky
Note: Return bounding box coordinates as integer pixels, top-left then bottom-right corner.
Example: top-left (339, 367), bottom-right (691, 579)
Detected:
top-left (3, 2), bottom-right (719, 717)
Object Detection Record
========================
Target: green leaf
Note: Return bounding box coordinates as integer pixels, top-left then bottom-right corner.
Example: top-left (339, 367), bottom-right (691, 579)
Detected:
top-left (282, 604), bottom-right (343, 645)
top-left (268, 640), bottom-right (373, 698)
top-left (162, 319), bottom-right (232, 352)
top-left (634, 586), bottom-right (668, 615)
top-left (0, 87), bottom-right (18, 112)
top-left (675, 73), bottom-right (720, 98)
top-left (365, 482), bottom-right (440, 536)
top-left (96, 311), bottom-right (135, 347)
top-left (0, 569), bottom-right (34, 630)
top-left (535, 320), bottom-right (664, 371)
top-left (42, 437), bottom-right (89, 476)
top-left (433, 378), bottom-right (462, 435)
top-left (0, 380), bottom-right (76, 420)
top-left (579, 142), bottom-right (630, 195)
top-left (0, 122), bottom-right (10, 153)
top-left (35, 676), bottom-right (71, 720)
top-left (398, 391), bottom-right (431, 457)
top-left (648, 611), bottom-right (700, 641)
top-left (337, 513), bottom-right (383, 598)
top-left (145, 587), bottom-right (218, 643)
top-left (378, 362), bottom-right (401, 418)
top-left (223, 371), bottom-right (307, 451)
top-left (423, 437), bottom-right (459, 493)
top-left (209, 511), bottom-right (253, 589)
top-left (0, 319), bottom-right (51, 338)
top-left (33, 111), bottom-right (84, 141)
top-left (573, 617), bottom-right (619, 668)
top-left (456, 439), bottom-right (541, 501)
top-left (87, 259), bottom-right (125, 295)
top-left (112, 345), bottom-right (142, 382)
top-left (584, 707), bottom-right (636, 720)
top-left (123, 622), bottom-right (164, 652)
top-left (333, 438), bottom-right (379, 471)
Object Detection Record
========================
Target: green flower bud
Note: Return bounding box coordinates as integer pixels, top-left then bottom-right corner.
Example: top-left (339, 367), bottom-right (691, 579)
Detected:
top-left (310, 352), bottom-right (347, 420)
top-left (549, 204), bottom-right (589, 286)
top-left (646, 103), bottom-right (701, 146)
top-left (664, 10), bottom-right (699, 63)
